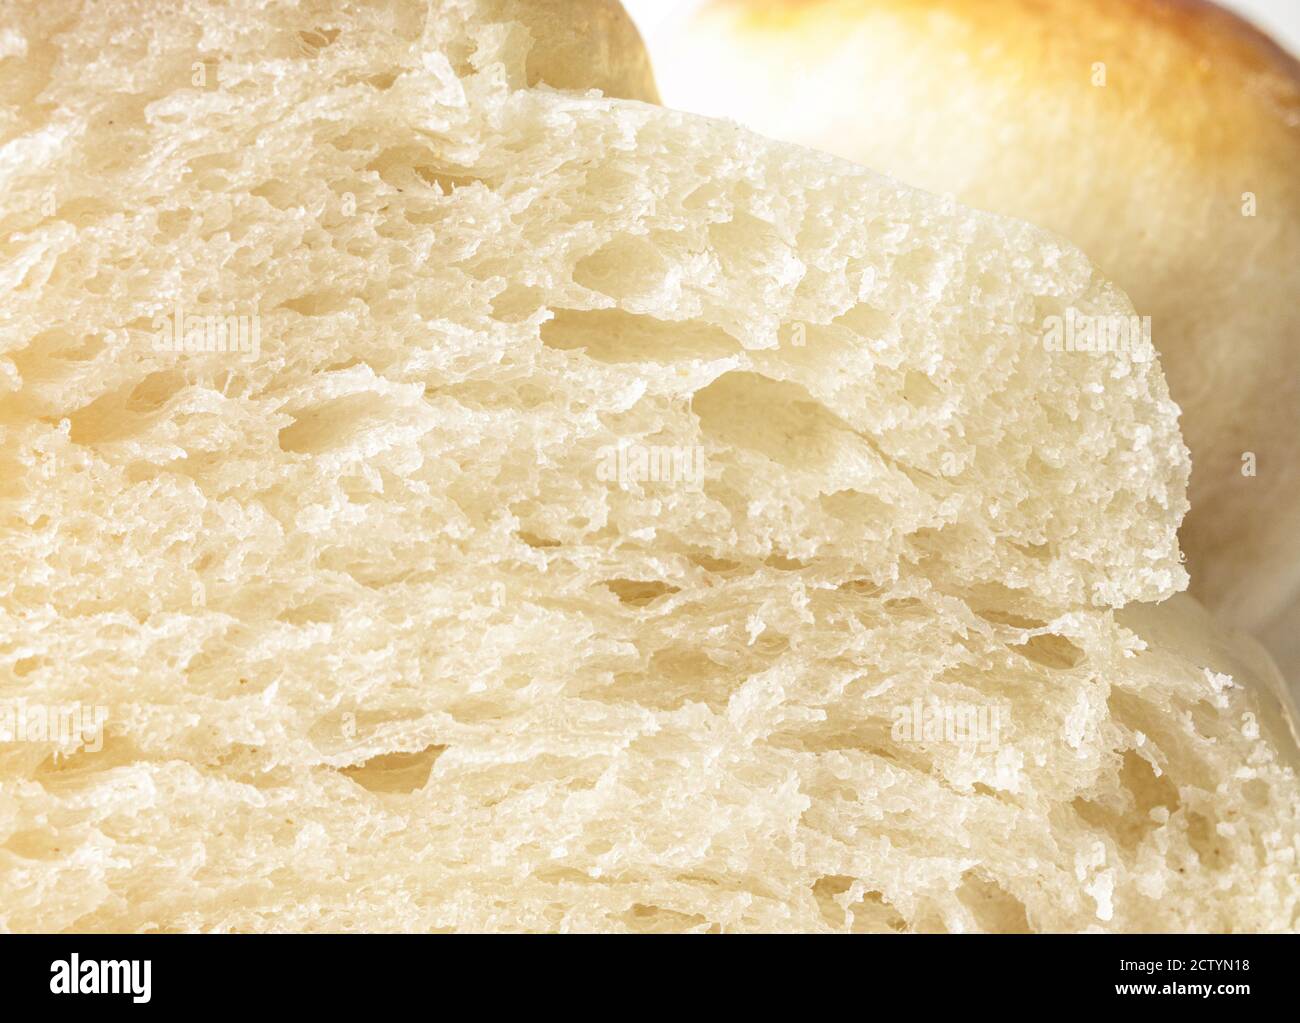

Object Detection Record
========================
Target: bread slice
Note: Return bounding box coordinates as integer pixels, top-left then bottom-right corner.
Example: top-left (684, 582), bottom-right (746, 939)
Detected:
top-left (645, 0), bottom-right (1300, 685)
top-left (0, 0), bottom-right (1294, 932)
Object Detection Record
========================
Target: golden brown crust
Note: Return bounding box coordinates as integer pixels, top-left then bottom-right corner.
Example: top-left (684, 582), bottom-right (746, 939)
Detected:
top-left (728, 0), bottom-right (1299, 78)
top-left (1158, 0), bottom-right (1300, 87)
top-left (716, 0), bottom-right (1298, 166)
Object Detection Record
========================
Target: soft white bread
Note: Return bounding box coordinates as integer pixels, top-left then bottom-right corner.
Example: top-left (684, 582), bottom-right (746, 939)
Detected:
top-left (0, 0), bottom-right (1295, 932)
top-left (647, 0), bottom-right (1300, 680)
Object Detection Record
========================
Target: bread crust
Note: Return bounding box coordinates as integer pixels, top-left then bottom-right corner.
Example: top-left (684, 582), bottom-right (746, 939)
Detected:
top-left (716, 0), bottom-right (1300, 161)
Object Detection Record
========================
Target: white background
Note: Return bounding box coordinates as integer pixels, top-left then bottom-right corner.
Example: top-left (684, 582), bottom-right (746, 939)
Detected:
top-left (624, 0), bottom-right (1300, 58)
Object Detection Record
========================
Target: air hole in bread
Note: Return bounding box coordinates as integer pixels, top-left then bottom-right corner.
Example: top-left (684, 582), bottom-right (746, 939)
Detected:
top-left (604, 579), bottom-right (679, 607)
top-left (13, 656), bottom-right (40, 677)
top-left (707, 211), bottom-right (785, 279)
top-left (277, 392), bottom-right (393, 454)
top-left (820, 489), bottom-right (891, 531)
top-left (694, 371), bottom-right (856, 470)
top-left (126, 370), bottom-right (186, 413)
top-left (277, 597), bottom-right (341, 625)
top-left (297, 28), bottom-right (341, 54)
top-left (491, 283), bottom-right (544, 323)
top-left (848, 890), bottom-right (908, 933)
top-left (540, 307), bottom-right (735, 363)
top-left (250, 179), bottom-right (302, 210)
top-left (3, 829), bottom-right (63, 861)
top-left (902, 370), bottom-right (943, 406)
top-left (1186, 813), bottom-right (1231, 871)
top-left (340, 745), bottom-right (445, 795)
top-left (68, 386), bottom-right (153, 445)
top-left (621, 903), bottom-right (708, 933)
top-left (837, 578), bottom-right (883, 597)
top-left (604, 648), bottom-right (733, 711)
top-left (1011, 634), bottom-right (1085, 670)
top-left (977, 609), bottom-right (1048, 630)
top-left (687, 552), bottom-right (741, 574)
top-left (573, 235), bottom-right (669, 302)
top-left (279, 290), bottom-right (353, 317)
top-left (958, 872), bottom-right (1031, 933)
top-left (366, 145), bottom-right (489, 195)
top-left (812, 874), bottom-right (855, 928)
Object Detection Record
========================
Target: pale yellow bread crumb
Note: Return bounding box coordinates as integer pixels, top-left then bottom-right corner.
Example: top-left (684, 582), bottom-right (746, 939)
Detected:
top-left (649, 0), bottom-right (1300, 681)
top-left (0, 0), bottom-right (1294, 932)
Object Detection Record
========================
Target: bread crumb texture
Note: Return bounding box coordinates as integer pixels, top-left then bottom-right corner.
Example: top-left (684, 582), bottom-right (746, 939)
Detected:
top-left (660, 0), bottom-right (1300, 663)
top-left (0, 0), bottom-right (1294, 932)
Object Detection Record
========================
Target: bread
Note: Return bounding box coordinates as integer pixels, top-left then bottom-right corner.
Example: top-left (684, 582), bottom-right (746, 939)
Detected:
top-left (0, 0), bottom-right (1295, 932)
top-left (494, 0), bottom-right (658, 101)
top-left (646, 0), bottom-right (1300, 683)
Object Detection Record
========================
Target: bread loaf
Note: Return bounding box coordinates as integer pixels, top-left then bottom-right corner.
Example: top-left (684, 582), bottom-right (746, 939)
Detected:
top-left (0, 0), bottom-right (1296, 932)
top-left (646, 0), bottom-right (1300, 684)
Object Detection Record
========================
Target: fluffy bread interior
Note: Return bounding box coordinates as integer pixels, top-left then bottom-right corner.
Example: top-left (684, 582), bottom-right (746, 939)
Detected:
top-left (0, 0), bottom-right (1295, 932)
top-left (643, 0), bottom-right (1300, 683)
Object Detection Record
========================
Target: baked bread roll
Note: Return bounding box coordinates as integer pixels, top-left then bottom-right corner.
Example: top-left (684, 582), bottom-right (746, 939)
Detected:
top-left (0, 0), bottom-right (1295, 932)
top-left (648, 0), bottom-right (1300, 681)
top-left (497, 0), bottom-right (658, 101)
